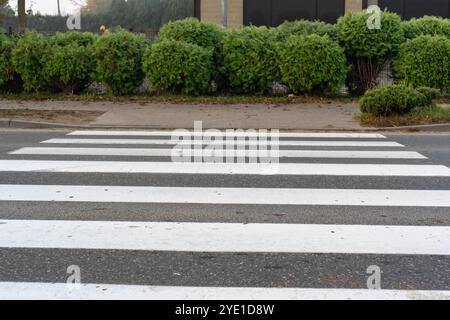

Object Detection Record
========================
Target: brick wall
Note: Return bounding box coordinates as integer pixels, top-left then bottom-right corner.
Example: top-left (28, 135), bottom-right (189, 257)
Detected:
top-left (201, 0), bottom-right (223, 26)
top-left (345, 0), bottom-right (363, 12)
top-left (228, 0), bottom-right (244, 28)
top-left (201, 0), bottom-right (243, 28)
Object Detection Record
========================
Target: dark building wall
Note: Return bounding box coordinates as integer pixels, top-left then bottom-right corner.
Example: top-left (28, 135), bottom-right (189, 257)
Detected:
top-left (367, 0), bottom-right (450, 18)
top-left (194, 0), bottom-right (201, 19)
top-left (244, 0), bottom-right (345, 25)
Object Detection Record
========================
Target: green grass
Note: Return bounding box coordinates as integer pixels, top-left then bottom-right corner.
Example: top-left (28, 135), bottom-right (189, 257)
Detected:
top-left (0, 92), bottom-right (357, 105)
top-left (359, 105), bottom-right (450, 127)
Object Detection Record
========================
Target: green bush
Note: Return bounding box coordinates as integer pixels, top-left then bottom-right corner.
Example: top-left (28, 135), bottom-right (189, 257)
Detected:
top-left (94, 29), bottom-right (148, 95)
top-left (12, 31), bottom-right (50, 92)
top-left (359, 85), bottom-right (434, 116)
top-left (337, 11), bottom-right (404, 61)
top-left (157, 18), bottom-right (226, 88)
top-left (337, 11), bottom-right (404, 94)
top-left (403, 16), bottom-right (450, 39)
top-left (143, 40), bottom-right (213, 95)
top-left (51, 31), bottom-right (97, 47)
top-left (221, 26), bottom-right (278, 94)
top-left (43, 32), bottom-right (97, 94)
top-left (0, 35), bottom-right (15, 87)
top-left (415, 86), bottom-right (440, 102)
top-left (275, 20), bottom-right (337, 42)
top-left (157, 18), bottom-right (224, 50)
top-left (278, 34), bottom-right (348, 94)
top-left (393, 35), bottom-right (450, 91)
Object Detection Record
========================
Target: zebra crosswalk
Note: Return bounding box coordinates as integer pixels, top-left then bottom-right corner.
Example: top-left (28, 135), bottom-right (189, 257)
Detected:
top-left (0, 130), bottom-right (449, 300)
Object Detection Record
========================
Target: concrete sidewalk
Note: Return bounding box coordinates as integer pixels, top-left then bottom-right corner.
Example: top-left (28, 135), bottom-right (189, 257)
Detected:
top-left (0, 100), bottom-right (363, 130)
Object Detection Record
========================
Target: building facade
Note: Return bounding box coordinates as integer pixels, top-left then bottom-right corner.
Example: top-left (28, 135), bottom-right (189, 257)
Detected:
top-left (195, 0), bottom-right (450, 28)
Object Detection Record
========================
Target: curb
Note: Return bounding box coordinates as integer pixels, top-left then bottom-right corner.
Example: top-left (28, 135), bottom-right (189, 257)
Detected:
top-left (0, 118), bottom-right (94, 129)
top-left (1, 118), bottom-right (449, 132)
top-left (377, 123), bottom-right (450, 132)
top-left (0, 118), bottom-right (378, 131)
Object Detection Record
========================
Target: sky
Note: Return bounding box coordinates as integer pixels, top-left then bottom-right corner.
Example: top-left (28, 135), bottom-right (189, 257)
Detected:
top-left (9, 0), bottom-right (85, 15)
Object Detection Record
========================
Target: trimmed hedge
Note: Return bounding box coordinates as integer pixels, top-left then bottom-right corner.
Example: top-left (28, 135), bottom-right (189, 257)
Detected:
top-left (275, 20), bottom-right (337, 41)
top-left (359, 85), bottom-right (437, 116)
top-left (393, 35), bottom-right (450, 90)
top-left (51, 31), bottom-right (97, 47)
top-left (415, 86), bottom-right (441, 102)
top-left (156, 18), bottom-right (226, 86)
top-left (0, 35), bottom-right (15, 87)
top-left (157, 18), bottom-right (224, 51)
top-left (12, 31), bottom-right (50, 92)
top-left (278, 34), bottom-right (348, 94)
top-left (337, 11), bottom-right (404, 62)
top-left (94, 28), bottom-right (148, 95)
top-left (143, 40), bottom-right (213, 95)
top-left (337, 11), bottom-right (404, 95)
top-left (221, 26), bottom-right (278, 94)
top-left (403, 16), bottom-right (450, 39)
top-left (43, 32), bottom-right (97, 94)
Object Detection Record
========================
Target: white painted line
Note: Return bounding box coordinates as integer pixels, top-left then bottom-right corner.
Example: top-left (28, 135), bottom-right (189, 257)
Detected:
top-left (68, 130), bottom-right (387, 139)
top-left (0, 161), bottom-right (447, 176)
top-left (10, 147), bottom-right (427, 159)
top-left (0, 220), bottom-right (449, 255)
top-left (0, 282), bottom-right (449, 300)
top-left (0, 185), bottom-right (449, 207)
top-left (10, 147), bottom-right (177, 157)
top-left (42, 138), bottom-right (403, 147)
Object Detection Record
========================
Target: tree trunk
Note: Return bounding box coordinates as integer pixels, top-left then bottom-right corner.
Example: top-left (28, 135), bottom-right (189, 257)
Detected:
top-left (18, 0), bottom-right (25, 33)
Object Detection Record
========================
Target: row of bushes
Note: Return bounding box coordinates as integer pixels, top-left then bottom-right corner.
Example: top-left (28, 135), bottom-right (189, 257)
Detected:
top-left (151, 13), bottom-right (450, 95)
top-left (0, 30), bottom-right (149, 95)
top-left (0, 13), bottom-right (449, 97)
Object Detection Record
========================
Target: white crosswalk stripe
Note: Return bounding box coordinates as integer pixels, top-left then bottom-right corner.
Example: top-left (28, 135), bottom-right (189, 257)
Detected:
top-left (1, 185), bottom-right (449, 207)
top-left (1, 130), bottom-right (449, 300)
top-left (1, 282), bottom-right (449, 300)
top-left (0, 160), bottom-right (448, 176)
top-left (41, 138), bottom-right (405, 147)
top-left (1, 220), bottom-right (449, 255)
top-left (67, 130), bottom-right (387, 139)
top-left (10, 147), bottom-right (427, 159)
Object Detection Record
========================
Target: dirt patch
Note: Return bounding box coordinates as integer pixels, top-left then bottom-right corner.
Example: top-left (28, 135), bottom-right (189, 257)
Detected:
top-left (359, 106), bottom-right (450, 127)
top-left (0, 109), bottom-right (104, 124)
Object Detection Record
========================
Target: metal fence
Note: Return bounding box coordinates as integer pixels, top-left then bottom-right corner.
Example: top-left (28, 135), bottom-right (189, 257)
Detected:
top-left (0, 0), bottom-right (194, 36)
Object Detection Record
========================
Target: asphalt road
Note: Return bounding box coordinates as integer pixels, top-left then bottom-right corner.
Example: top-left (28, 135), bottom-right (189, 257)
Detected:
top-left (0, 129), bottom-right (449, 299)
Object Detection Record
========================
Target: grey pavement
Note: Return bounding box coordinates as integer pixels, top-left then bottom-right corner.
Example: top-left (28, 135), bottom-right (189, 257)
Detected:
top-left (0, 99), bottom-right (363, 130)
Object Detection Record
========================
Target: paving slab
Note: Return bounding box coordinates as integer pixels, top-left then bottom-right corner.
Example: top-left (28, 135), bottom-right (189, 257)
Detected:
top-left (91, 103), bottom-right (362, 130)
